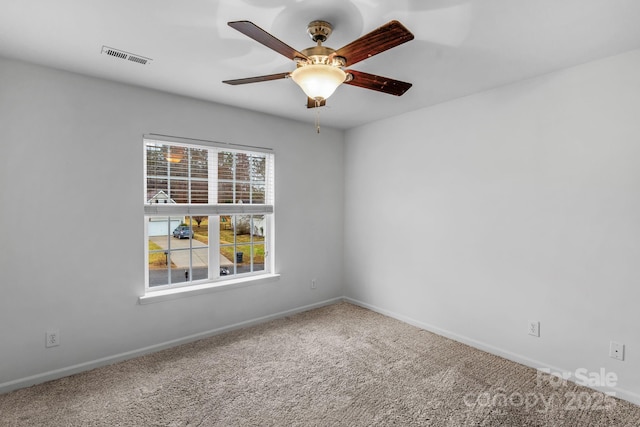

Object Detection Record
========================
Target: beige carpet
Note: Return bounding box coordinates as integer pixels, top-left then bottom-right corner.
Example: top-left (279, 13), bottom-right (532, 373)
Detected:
top-left (1, 302), bottom-right (640, 426)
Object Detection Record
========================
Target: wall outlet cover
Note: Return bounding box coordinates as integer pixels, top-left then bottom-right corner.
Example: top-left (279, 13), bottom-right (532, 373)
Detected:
top-left (610, 341), bottom-right (625, 361)
top-left (528, 320), bottom-right (540, 337)
top-left (46, 330), bottom-right (60, 348)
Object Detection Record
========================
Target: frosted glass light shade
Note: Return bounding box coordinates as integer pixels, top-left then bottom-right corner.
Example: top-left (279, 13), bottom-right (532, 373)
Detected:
top-left (291, 64), bottom-right (346, 100)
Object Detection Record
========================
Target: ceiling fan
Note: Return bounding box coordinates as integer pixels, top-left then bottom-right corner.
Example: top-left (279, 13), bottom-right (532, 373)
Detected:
top-left (223, 19), bottom-right (414, 108)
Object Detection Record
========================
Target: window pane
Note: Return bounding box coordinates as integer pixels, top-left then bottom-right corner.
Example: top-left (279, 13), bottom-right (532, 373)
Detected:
top-left (218, 152), bottom-right (234, 180)
top-left (252, 215), bottom-right (266, 241)
top-left (252, 244), bottom-right (265, 272)
top-left (218, 181), bottom-right (234, 203)
top-left (148, 217), bottom-right (173, 287)
top-left (235, 153), bottom-right (250, 181)
top-left (235, 183), bottom-right (250, 203)
top-left (149, 266), bottom-right (169, 287)
top-left (149, 218), bottom-right (173, 240)
top-left (191, 148), bottom-right (208, 179)
top-left (220, 215), bottom-right (232, 231)
top-left (180, 216), bottom-right (209, 282)
top-left (168, 244), bottom-right (193, 284)
top-left (250, 155), bottom-right (266, 179)
top-left (169, 179), bottom-right (189, 203)
top-left (235, 215), bottom-right (251, 236)
top-left (220, 215), bottom-right (234, 270)
top-left (192, 247), bottom-right (208, 281)
top-left (147, 216), bottom-right (212, 286)
top-left (220, 216), bottom-right (238, 275)
top-left (217, 215), bottom-right (266, 277)
top-left (147, 179), bottom-right (170, 203)
top-left (236, 244), bottom-right (251, 274)
top-left (251, 184), bottom-right (266, 203)
top-left (171, 259), bottom-right (190, 284)
top-left (219, 246), bottom-right (233, 277)
top-left (146, 145), bottom-right (168, 177)
top-left (191, 216), bottom-right (208, 242)
top-left (190, 180), bottom-right (208, 204)
top-left (165, 146), bottom-right (186, 166)
top-left (216, 151), bottom-right (268, 205)
top-left (147, 143), bottom-right (212, 205)
top-left (169, 149), bottom-right (188, 177)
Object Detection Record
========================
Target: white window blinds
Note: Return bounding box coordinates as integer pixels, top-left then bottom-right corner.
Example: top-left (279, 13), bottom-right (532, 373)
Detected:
top-left (144, 136), bottom-right (274, 216)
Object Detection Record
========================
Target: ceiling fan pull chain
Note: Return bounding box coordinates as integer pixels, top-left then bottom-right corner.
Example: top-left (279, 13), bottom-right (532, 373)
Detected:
top-left (315, 98), bottom-right (321, 133)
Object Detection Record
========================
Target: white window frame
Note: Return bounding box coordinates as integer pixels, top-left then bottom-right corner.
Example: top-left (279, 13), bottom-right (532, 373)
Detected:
top-left (140, 134), bottom-right (277, 303)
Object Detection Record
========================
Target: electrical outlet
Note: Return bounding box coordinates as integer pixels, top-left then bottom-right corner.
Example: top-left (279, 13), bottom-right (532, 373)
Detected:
top-left (311, 278), bottom-right (317, 289)
top-left (46, 330), bottom-right (60, 348)
top-left (528, 321), bottom-right (540, 337)
top-left (610, 341), bottom-right (625, 361)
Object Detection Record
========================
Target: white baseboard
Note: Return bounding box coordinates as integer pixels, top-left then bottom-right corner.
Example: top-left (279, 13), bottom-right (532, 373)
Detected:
top-left (344, 297), bottom-right (640, 407)
top-left (5, 295), bottom-right (640, 407)
top-left (0, 297), bottom-right (344, 395)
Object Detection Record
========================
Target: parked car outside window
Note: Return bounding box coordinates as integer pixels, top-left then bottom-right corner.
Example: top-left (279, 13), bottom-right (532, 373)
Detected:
top-left (172, 225), bottom-right (193, 239)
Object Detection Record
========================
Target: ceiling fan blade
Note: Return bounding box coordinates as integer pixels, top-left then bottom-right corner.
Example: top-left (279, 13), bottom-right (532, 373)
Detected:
top-left (344, 70), bottom-right (412, 96)
top-left (307, 97), bottom-right (327, 108)
top-left (223, 72), bottom-right (290, 85)
top-left (334, 20), bottom-right (414, 67)
top-left (228, 21), bottom-right (308, 61)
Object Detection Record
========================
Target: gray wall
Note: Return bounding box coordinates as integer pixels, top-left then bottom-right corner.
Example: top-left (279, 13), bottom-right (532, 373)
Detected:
top-left (344, 49), bottom-right (640, 403)
top-left (4, 48), bottom-right (640, 405)
top-left (0, 57), bottom-right (344, 390)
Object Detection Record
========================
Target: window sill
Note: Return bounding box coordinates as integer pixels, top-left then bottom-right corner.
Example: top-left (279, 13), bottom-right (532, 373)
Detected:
top-left (138, 273), bottom-right (281, 305)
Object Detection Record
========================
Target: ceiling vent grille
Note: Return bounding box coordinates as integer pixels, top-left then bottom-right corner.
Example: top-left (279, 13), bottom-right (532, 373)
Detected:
top-left (101, 46), bottom-right (152, 65)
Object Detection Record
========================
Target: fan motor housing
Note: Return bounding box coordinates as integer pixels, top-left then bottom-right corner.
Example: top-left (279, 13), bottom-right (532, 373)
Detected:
top-left (307, 20), bottom-right (333, 43)
top-left (297, 46), bottom-right (346, 67)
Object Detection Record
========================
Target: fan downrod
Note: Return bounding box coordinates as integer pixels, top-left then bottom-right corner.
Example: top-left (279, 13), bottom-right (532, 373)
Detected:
top-left (306, 20), bottom-right (333, 43)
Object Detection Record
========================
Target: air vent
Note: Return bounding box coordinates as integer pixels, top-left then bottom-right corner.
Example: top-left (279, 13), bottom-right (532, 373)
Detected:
top-left (101, 46), bottom-right (152, 65)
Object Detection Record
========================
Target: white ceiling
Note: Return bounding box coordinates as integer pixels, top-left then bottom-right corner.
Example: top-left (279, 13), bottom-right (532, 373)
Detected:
top-left (1, 0), bottom-right (640, 129)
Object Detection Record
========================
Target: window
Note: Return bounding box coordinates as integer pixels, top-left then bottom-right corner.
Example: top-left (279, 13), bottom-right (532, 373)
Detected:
top-left (143, 135), bottom-right (274, 291)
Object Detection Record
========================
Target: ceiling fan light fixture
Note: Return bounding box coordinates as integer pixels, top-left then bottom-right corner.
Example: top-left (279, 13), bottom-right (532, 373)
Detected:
top-left (291, 64), bottom-right (346, 101)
